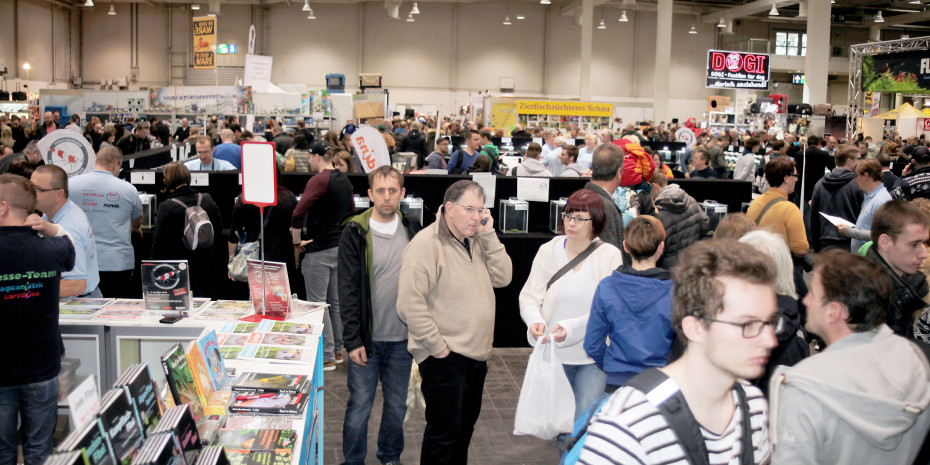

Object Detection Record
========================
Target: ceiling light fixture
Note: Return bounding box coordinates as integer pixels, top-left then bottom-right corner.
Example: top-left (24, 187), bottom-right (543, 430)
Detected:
top-left (516, 13), bottom-right (525, 19)
top-left (619, 10), bottom-right (628, 22)
top-left (84, 0), bottom-right (94, 7)
top-left (718, 17), bottom-right (726, 27)
top-left (689, 24), bottom-right (697, 34)
top-left (108, 4), bottom-right (116, 15)
top-left (909, 0), bottom-right (921, 4)
top-left (503, 14), bottom-right (512, 25)
top-left (874, 11), bottom-right (884, 22)
top-left (307, 8), bottom-right (315, 19)
top-left (406, 12), bottom-right (414, 22)
top-left (191, 3), bottom-right (200, 9)
top-left (769, 2), bottom-right (779, 16)
top-left (540, 0), bottom-right (551, 5)
top-left (598, 17), bottom-right (606, 29)
top-left (302, 0), bottom-right (310, 11)
top-left (411, 2), bottom-right (419, 14)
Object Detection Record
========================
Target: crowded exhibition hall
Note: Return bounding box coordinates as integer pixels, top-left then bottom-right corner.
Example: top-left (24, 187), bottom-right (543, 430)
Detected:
top-left (2, 0), bottom-right (930, 463)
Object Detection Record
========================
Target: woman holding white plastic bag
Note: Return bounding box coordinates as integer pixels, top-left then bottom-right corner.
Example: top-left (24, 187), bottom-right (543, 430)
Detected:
top-left (516, 189), bottom-right (622, 449)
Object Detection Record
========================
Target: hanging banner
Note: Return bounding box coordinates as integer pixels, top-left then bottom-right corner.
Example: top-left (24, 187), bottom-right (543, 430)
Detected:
top-left (705, 50), bottom-right (770, 90)
top-left (487, 99), bottom-right (518, 129)
top-left (862, 50), bottom-right (930, 93)
top-left (38, 131), bottom-right (96, 177)
top-left (248, 25), bottom-right (256, 55)
top-left (244, 55), bottom-right (273, 93)
top-left (149, 86), bottom-right (251, 114)
top-left (193, 16), bottom-right (217, 69)
top-left (514, 100), bottom-right (613, 117)
top-left (870, 92), bottom-right (882, 117)
top-left (351, 125), bottom-right (391, 173)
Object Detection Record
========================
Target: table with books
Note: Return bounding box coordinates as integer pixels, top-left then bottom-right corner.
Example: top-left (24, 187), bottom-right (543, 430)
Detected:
top-left (55, 297), bottom-right (328, 465)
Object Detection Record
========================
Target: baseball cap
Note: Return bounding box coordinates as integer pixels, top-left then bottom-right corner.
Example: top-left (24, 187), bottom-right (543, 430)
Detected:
top-left (341, 124), bottom-right (357, 136)
top-left (309, 140), bottom-right (333, 156)
top-left (913, 146), bottom-right (930, 163)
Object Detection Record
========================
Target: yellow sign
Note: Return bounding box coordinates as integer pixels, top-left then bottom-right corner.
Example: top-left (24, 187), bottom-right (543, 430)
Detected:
top-left (864, 91), bottom-right (873, 105)
top-left (488, 99), bottom-right (518, 129)
top-left (193, 16), bottom-right (216, 70)
top-left (515, 100), bottom-right (613, 117)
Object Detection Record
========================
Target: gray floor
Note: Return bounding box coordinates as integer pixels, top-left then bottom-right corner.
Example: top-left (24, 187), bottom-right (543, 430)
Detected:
top-left (322, 347), bottom-right (559, 465)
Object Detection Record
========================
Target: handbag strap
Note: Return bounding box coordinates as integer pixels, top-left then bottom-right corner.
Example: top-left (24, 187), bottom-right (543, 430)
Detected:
top-left (546, 240), bottom-right (604, 291)
top-left (754, 196), bottom-right (787, 225)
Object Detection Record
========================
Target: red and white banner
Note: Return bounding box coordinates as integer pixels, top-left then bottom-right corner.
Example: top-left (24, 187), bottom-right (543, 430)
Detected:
top-left (351, 125), bottom-right (391, 173)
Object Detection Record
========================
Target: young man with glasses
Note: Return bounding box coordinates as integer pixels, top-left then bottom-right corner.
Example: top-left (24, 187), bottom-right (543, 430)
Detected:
top-left (397, 180), bottom-right (512, 464)
top-left (579, 240), bottom-right (777, 464)
top-left (68, 146), bottom-right (143, 298)
top-left (772, 249), bottom-right (930, 464)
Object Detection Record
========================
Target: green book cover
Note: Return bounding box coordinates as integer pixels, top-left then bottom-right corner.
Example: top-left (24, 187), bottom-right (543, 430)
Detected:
top-left (159, 344), bottom-right (204, 422)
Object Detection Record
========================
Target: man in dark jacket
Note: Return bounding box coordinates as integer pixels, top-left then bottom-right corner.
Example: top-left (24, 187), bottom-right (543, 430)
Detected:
top-left (878, 152), bottom-right (900, 193)
top-left (583, 143), bottom-right (625, 252)
top-left (650, 171), bottom-right (709, 269)
top-left (810, 144), bottom-right (863, 252)
top-left (795, 135), bottom-right (836, 207)
top-left (116, 121), bottom-right (161, 155)
top-left (892, 146), bottom-right (930, 201)
top-left (867, 200), bottom-right (930, 341)
top-left (399, 122), bottom-right (428, 168)
top-left (338, 165), bottom-right (420, 465)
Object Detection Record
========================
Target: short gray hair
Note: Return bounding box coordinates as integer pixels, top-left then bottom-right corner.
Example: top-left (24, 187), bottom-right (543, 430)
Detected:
top-left (443, 180), bottom-right (485, 205)
top-left (738, 230), bottom-right (798, 299)
top-left (590, 143), bottom-right (624, 181)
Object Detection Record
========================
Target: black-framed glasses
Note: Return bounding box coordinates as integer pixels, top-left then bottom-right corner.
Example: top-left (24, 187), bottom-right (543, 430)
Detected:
top-left (787, 173), bottom-right (799, 178)
top-left (453, 202), bottom-right (488, 216)
top-left (34, 186), bottom-right (62, 193)
top-left (698, 315), bottom-right (786, 338)
top-left (561, 213), bottom-right (593, 224)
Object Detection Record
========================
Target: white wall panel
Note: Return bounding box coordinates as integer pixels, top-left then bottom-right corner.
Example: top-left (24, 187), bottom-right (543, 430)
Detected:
top-left (82, 3), bottom-right (132, 84)
top-left (19, 0), bottom-right (54, 82)
top-left (266, 3), bottom-right (359, 87)
top-left (545, 11), bottom-right (580, 96)
top-left (136, 4), bottom-right (168, 85)
top-left (0, 0), bottom-right (14, 78)
top-left (590, 9), bottom-right (637, 98)
top-left (214, 4), bottom-right (251, 68)
top-left (53, 6), bottom-right (70, 82)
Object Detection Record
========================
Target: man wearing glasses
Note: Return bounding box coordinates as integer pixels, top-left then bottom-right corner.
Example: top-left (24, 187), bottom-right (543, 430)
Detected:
top-left (771, 249), bottom-right (930, 464)
top-left (746, 156), bottom-right (809, 258)
top-left (579, 240), bottom-right (776, 464)
top-left (397, 180), bottom-right (512, 465)
top-left (31, 164), bottom-right (101, 298)
top-left (69, 146), bottom-right (143, 298)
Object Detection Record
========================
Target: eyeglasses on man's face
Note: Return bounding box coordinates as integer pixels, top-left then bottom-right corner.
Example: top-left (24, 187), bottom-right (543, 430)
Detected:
top-left (561, 213), bottom-right (593, 224)
top-left (453, 202), bottom-right (488, 216)
top-left (698, 314), bottom-right (786, 338)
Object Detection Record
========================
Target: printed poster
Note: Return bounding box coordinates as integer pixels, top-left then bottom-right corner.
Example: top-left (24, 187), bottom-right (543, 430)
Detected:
top-left (246, 260), bottom-right (290, 318)
top-left (193, 16), bottom-right (216, 70)
top-left (141, 260), bottom-right (193, 314)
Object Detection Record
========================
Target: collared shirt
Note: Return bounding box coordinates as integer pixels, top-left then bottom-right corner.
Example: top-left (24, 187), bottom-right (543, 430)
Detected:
top-left (184, 157), bottom-right (237, 171)
top-left (578, 146), bottom-right (596, 170)
top-left (541, 143), bottom-right (564, 176)
top-left (69, 170), bottom-right (142, 271)
top-left (852, 184), bottom-right (893, 251)
top-left (213, 143), bottom-right (242, 170)
top-left (50, 200), bottom-right (100, 294)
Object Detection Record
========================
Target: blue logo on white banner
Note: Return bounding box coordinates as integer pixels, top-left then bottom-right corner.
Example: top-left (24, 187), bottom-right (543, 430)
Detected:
top-left (38, 131), bottom-right (96, 177)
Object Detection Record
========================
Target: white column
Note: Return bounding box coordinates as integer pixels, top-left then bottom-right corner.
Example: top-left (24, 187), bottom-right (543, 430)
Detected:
top-left (579, 0), bottom-right (593, 100)
top-left (653, 0), bottom-right (672, 122)
top-left (802, 0), bottom-right (830, 104)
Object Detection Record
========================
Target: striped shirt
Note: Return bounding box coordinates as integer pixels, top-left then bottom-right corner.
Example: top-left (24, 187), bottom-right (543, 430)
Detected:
top-left (578, 383), bottom-right (771, 465)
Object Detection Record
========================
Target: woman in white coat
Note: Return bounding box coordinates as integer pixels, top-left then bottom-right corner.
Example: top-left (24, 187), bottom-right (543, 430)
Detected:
top-left (518, 188), bottom-right (622, 450)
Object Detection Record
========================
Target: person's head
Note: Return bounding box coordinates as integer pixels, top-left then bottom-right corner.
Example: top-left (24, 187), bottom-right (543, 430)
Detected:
top-left (469, 154), bottom-right (492, 172)
top-left (623, 215), bottom-right (666, 263)
top-left (524, 143), bottom-right (543, 160)
top-left (671, 240), bottom-right (778, 380)
top-left (181, 117), bottom-right (189, 128)
top-left (834, 144), bottom-right (861, 169)
top-left (871, 200), bottom-right (930, 276)
top-left (807, 135), bottom-right (821, 147)
top-left (442, 180), bottom-right (486, 239)
top-left (739, 230), bottom-right (798, 299)
top-left (135, 121), bottom-right (151, 139)
top-left (479, 129), bottom-right (492, 145)
top-left (466, 129), bottom-right (481, 151)
top-left (294, 134), bottom-right (309, 151)
top-left (31, 164), bottom-right (69, 215)
top-left (333, 151), bottom-right (355, 174)
top-left (308, 140), bottom-right (335, 172)
top-left (436, 136), bottom-right (450, 155)
top-left (649, 170), bottom-right (669, 199)
top-left (693, 149), bottom-right (710, 169)
top-left (747, 137), bottom-right (761, 152)
top-left (69, 114), bottom-right (80, 125)
top-left (559, 145), bottom-right (578, 166)
top-left (877, 152), bottom-right (892, 169)
top-left (714, 213), bottom-right (757, 240)
top-left (545, 129), bottom-right (559, 146)
top-left (771, 140), bottom-right (786, 154)
top-left (297, 118), bottom-right (306, 129)
top-left (194, 135), bottom-right (214, 165)
top-left (0, 174), bottom-right (37, 225)
top-left (188, 127), bottom-right (201, 139)
top-left (590, 143), bottom-right (624, 182)
top-left (764, 156), bottom-right (797, 191)
top-left (10, 115), bottom-right (19, 128)
top-left (95, 146), bottom-right (123, 176)
top-left (854, 157), bottom-right (882, 192)
top-left (367, 165), bottom-right (405, 220)
top-left (162, 162), bottom-right (191, 193)
top-left (805, 249), bottom-right (892, 343)
top-left (599, 128), bottom-right (613, 144)
top-left (559, 189), bottom-right (606, 240)
top-left (43, 112), bottom-right (54, 125)
top-left (220, 128), bottom-right (234, 143)
top-left (913, 146), bottom-right (930, 169)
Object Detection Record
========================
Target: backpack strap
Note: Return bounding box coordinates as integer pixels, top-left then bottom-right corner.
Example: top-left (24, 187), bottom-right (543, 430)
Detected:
top-left (169, 198), bottom-right (187, 209)
top-left (735, 384), bottom-right (754, 465)
top-left (196, 193), bottom-right (203, 207)
top-left (546, 240), bottom-right (604, 290)
top-left (754, 196), bottom-right (787, 225)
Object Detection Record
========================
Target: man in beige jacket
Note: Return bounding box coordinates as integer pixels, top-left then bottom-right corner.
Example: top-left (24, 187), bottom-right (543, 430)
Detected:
top-left (397, 180), bottom-right (512, 465)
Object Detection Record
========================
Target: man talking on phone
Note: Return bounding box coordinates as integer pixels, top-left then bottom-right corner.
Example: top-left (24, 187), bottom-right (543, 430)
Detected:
top-left (891, 146), bottom-right (930, 201)
top-left (397, 180), bottom-right (513, 465)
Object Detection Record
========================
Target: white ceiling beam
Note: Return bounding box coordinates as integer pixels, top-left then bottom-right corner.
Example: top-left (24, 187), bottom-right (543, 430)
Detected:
top-left (699, 0), bottom-right (801, 24)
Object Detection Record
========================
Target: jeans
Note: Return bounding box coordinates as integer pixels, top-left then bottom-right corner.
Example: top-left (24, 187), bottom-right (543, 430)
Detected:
top-left (557, 363), bottom-right (607, 452)
top-left (301, 247), bottom-right (342, 361)
top-left (0, 377), bottom-right (59, 465)
top-left (418, 352), bottom-right (487, 465)
top-left (342, 341), bottom-right (412, 465)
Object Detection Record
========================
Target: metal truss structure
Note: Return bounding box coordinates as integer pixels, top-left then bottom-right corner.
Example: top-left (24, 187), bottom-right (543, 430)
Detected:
top-left (848, 36), bottom-right (930, 141)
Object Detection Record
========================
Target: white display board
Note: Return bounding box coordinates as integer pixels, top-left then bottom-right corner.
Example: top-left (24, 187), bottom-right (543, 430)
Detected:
top-left (38, 130), bottom-right (97, 177)
top-left (241, 142), bottom-right (277, 206)
top-left (244, 55), bottom-right (274, 93)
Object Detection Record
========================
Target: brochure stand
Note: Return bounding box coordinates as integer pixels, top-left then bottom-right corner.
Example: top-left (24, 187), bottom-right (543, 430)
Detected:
top-left (240, 141), bottom-right (278, 318)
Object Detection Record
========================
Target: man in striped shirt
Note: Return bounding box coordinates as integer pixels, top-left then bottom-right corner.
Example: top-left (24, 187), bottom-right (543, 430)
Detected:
top-left (579, 240), bottom-right (777, 464)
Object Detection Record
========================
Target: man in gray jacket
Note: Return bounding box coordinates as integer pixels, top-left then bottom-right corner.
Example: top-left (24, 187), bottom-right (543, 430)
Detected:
top-left (510, 143), bottom-right (551, 177)
top-left (772, 248), bottom-right (930, 464)
top-left (650, 171), bottom-right (709, 269)
top-left (583, 143), bottom-right (624, 252)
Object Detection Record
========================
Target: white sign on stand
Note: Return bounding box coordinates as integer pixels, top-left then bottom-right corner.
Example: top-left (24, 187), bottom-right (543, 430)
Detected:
top-left (517, 177), bottom-right (550, 202)
top-left (351, 125), bottom-right (391, 173)
top-left (244, 55), bottom-right (273, 93)
top-left (67, 375), bottom-right (100, 429)
top-left (241, 141), bottom-right (278, 315)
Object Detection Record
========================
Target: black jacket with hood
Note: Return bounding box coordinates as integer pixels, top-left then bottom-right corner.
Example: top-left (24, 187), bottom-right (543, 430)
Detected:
top-left (867, 245), bottom-right (929, 340)
top-left (653, 184), bottom-right (710, 269)
top-left (399, 129), bottom-right (428, 168)
top-left (810, 168), bottom-right (864, 252)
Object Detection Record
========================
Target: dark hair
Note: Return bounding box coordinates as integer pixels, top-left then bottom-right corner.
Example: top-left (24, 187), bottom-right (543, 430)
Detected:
top-left (368, 165), bottom-right (404, 188)
top-left (871, 199), bottom-right (930, 243)
top-left (834, 144), bottom-right (860, 167)
top-left (771, 140), bottom-right (786, 151)
top-left (877, 152), bottom-right (892, 168)
top-left (561, 145), bottom-right (579, 162)
top-left (6, 158), bottom-right (35, 178)
top-left (813, 249), bottom-right (891, 332)
top-left (294, 134), bottom-right (309, 151)
top-left (466, 129), bottom-right (480, 140)
top-left (624, 215), bottom-right (666, 261)
top-left (524, 143), bottom-right (542, 160)
top-left (333, 151), bottom-right (354, 172)
top-left (443, 179), bottom-right (485, 205)
top-left (162, 162), bottom-right (191, 193)
top-left (807, 135), bottom-right (821, 146)
top-left (714, 213), bottom-right (757, 240)
top-left (560, 189), bottom-right (607, 237)
top-left (855, 158), bottom-right (882, 182)
top-left (34, 164), bottom-right (69, 198)
top-left (695, 148), bottom-right (711, 165)
top-left (479, 129), bottom-right (492, 140)
top-left (747, 137), bottom-right (761, 149)
top-left (468, 154), bottom-right (492, 172)
top-left (765, 156), bottom-right (796, 188)
top-left (0, 173), bottom-right (37, 212)
top-left (591, 144), bottom-right (624, 181)
top-left (671, 240), bottom-right (776, 348)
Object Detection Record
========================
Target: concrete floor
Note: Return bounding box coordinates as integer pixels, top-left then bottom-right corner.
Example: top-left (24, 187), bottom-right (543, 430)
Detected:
top-left (321, 347), bottom-right (559, 465)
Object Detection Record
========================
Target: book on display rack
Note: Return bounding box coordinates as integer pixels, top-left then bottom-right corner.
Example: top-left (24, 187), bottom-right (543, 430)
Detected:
top-left (56, 419), bottom-right (117, 465)
top-left (44, 450), bottom-right (91, 465)
top-left (130, 432), bottom-right (186, 465)
top-left (96, 388), bottom-right (145, 465)
top-left (113, 363), bottom-right (165, 438)
top-left (153, 405), bottom-right (203, 465)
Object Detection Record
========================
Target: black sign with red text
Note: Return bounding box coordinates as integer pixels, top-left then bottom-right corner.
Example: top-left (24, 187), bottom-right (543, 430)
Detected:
top-left (705, 50), bottom-right (770, 90)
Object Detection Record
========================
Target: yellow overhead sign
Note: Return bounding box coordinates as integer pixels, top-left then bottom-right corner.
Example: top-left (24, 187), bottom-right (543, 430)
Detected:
top-left (515, 100), bottom-right (613, 117)
top-left (193, 16), bottom-right (216, 70)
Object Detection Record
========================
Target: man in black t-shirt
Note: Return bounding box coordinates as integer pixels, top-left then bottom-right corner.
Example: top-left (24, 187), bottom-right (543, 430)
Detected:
top-left (0, 174), bottom-right (75, 465)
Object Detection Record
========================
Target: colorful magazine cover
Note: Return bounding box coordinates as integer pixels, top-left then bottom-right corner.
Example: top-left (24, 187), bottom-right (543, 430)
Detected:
top-left (219, 322), bottom-right (259, 334)
top-left (219, 347), bottom-right (242, 361)
top-left (217, 334), bottom-right (250, 347)
top-left (159, 344), bottom-right (204, 423)
top-left (238, 345), bottom-right (312, 365)
top-left (196, 330), bottom-right (228, 392)
top-left (246, 260), bottom-right (290, 318)
top-left (216, 429), bottom-right (296, 453)
top-left (141, 260), bottom-right (193, 313)
top-left (255, 320), bottom-right (319, 336)
top-left (245, 333), bottom-right (308, 348)
top-left (102, 300), bottom-right (146, 310)
top-left (95, 310), bottom-right (143, 320)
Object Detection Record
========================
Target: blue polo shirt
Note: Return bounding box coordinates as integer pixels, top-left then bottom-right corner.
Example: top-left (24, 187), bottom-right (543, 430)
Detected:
top-left (213, 143), bottom-right (242, 170)
top-left (50, 200), bottom-right (100, 295)
top-left (69, 170), bottom-right (142, 272)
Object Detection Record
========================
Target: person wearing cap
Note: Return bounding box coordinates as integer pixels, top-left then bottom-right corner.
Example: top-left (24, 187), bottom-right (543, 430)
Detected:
top-left (426, 137), bottom-right (450, 169)
top-left (292, 140), bottom-right (355, 371)
top-left (892, 146), bottom-right (930, 201)
top-left (341, 124), bottom-right (364, 173)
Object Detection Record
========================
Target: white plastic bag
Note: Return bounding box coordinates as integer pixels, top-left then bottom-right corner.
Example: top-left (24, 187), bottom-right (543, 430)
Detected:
top-left (513, 339), bottom-right (575, 439)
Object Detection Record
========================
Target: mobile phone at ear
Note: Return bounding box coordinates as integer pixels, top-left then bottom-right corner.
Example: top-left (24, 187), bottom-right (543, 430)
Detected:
top-left (481, 218), bottom-right (488, 226)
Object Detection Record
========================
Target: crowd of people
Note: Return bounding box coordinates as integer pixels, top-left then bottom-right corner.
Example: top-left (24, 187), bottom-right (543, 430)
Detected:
top-left (3, 109), bottom-right (930, 465)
